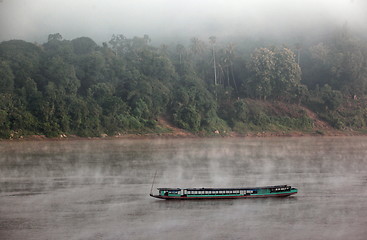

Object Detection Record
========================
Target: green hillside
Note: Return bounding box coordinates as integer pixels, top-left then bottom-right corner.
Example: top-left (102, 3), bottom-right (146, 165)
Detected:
top-left (1, 31), bottom-right (367, 139)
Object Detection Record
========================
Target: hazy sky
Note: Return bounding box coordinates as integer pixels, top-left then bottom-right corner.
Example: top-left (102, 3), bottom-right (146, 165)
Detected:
top-left (0, 0), bottom-right (366, 43)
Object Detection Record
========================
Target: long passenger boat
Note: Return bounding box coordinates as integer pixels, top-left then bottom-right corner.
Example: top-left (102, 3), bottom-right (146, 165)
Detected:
top-left (150, 185), bottom-right (297, 200)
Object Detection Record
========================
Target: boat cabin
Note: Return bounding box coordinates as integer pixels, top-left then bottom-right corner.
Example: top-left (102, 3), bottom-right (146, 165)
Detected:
top-left (157, 185), bottom-right (293, 197)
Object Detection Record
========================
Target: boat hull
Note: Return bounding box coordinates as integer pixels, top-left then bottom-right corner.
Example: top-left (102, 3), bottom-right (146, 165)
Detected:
top-left (150, 191), bottom-right (297, 200)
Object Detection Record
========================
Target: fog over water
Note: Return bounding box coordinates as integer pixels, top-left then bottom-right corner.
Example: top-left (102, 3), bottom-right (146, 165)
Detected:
top-left (1, 0), bottom-right (367, 43)
top-left (0, 137), bottom-right (367, 240)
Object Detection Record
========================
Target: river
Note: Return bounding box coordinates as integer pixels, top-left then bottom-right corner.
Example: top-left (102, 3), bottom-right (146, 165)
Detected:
top-left (0, 137), bottom-right (366, 240)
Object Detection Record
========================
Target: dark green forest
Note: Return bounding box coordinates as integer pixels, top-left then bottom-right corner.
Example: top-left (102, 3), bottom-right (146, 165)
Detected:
top-left (1, 29), bottom-right (367, 138)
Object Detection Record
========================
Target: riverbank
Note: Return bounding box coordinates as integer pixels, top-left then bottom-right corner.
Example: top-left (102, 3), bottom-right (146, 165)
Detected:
top-left (2, 113), bottom-right (367, 142)
top-left (2, 128), bottom-right (367, 142)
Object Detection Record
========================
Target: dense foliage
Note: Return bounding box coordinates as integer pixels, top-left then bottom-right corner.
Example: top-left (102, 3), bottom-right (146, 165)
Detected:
top-left (1, 29), bottom-right (367, 138)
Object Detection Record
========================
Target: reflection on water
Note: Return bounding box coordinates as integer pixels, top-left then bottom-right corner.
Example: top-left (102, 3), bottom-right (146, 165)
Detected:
top-left (0, 137), bottom-right (367, 240)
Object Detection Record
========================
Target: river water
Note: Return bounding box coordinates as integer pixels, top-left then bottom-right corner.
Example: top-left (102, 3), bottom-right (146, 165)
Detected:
top-left (0, 137), bottom-right (366, 240)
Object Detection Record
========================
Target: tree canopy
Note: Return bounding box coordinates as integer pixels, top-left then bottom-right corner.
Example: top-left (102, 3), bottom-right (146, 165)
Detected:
top-left (1, 30), bottom-right (367, 138)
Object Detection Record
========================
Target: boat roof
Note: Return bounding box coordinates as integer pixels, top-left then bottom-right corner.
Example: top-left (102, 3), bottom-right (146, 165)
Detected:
top-left (158, 185), bottom-right (289, 191)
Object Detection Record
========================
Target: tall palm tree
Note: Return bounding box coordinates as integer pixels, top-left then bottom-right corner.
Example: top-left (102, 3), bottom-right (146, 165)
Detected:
top-left (209, 36), bottom-right (217, 85)
top-left (224, 43), bottom-right (238, 95)
top-left (159, 44), bottom-right (169, 56)
top-left (190, 37), bottom-right (205, 56)
top-left (295, 42), bottom-right (302, 65)
top-left (176, 44), bottom-right (185, 64)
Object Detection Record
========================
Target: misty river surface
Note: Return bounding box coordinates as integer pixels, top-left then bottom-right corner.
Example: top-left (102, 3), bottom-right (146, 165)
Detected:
top-left (1, 137), bottom-right (367, 240)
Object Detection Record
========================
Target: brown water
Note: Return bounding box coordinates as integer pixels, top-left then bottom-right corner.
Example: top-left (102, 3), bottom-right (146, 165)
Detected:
top-left (0, 137), bottom-right (367, 240)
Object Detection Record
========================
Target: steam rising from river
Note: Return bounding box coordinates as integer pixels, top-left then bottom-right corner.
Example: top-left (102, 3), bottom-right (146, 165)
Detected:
top-left (0, 137), bottom-right (367, 239)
